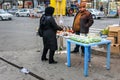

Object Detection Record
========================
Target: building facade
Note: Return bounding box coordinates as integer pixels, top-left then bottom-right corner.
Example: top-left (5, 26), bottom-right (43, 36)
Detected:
top-left (0, 0), bottom-right (120, 16)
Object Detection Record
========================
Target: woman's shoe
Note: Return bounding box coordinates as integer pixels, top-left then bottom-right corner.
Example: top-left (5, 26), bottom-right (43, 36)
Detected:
top-left (49, 60), bottom-right (58, 64)
top-left (41, 58), bottom-right (48, 61)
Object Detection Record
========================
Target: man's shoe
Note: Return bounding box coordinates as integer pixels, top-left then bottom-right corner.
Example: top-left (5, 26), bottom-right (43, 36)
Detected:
top-left (41, 58), bottom-right (48, 61)
top-left (71, 50), bottom-right (79, 53)
top-left (49, 61), bottom-right (58, 64)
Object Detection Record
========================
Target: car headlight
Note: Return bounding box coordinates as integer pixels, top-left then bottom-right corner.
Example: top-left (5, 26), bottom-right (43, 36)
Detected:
top-left (10, 14), bottom-right (13, 16)
top-left (1, 15), bottom-right (8, 19)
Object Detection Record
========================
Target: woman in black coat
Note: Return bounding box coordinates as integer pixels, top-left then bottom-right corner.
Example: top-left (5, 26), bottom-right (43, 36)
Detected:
top-left (40, 6), bottom-right (62, 64)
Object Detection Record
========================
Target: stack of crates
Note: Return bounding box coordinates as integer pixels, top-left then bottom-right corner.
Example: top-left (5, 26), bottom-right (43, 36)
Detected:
top-left (106, 25), bottom-right (120, 54)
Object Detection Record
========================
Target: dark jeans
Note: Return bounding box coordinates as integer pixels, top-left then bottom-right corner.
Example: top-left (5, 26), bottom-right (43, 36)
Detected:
top-left (74, 45), bottom-right (84, 53)
top-left (73, 31), bottom-right (87, 53)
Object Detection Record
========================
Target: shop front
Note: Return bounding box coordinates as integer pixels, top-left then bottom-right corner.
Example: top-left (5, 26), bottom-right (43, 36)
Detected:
top-left (18, 1), bottom-right (33, 8)
top-left (2, 2), bottom-right (11, 10)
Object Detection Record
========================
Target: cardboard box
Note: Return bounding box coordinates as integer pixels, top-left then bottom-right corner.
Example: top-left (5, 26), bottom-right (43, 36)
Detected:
top-left (118, 30), bottom-right (120, 35)
top-left (108, 32), bottom-right (118, 37)
top-left (106, 37), bottom-right (115, 44)
top-left (118, 39), bottom-right (120, 43)
top-left (108, 26), bottom-right (120, 37)
top-left (117, 36), bottom-right (120, 44)
top-left (111, 44), bottom-right (120, 54)
top-left (118, 39), bottom-right (120, 44)
top-left (118, 30), bottom-right (120, 44)
top-left (108, 26), bottom-right (120, 32)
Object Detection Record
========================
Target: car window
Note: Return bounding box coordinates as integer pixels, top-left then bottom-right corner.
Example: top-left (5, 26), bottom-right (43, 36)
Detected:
top-left (94, 9), bottom-right (98, 12)
top-left (24, 10), bottom-right (27, 12)
top-left (19, 9), bottom-right (25, 12)
top-left (88, 9), bottom-right (93, 12)
top-left (0, 10), bottom-right (6, 14)
top-left (13, 9), bottom-right (17, 11)
top-left (37, 6), bottom-right (45, 11)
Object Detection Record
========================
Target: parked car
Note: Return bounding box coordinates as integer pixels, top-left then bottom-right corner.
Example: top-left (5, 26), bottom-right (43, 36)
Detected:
top-left (87, 8), bottom-right (105, 19)
top-left (34, 8), bottom-right (45, 14)
top-left (36, 5), bottom-right (45, 13)
top-left (0, 9), bottom-right (13, 21)
top-left (29, 9), bottom-right (41, 18)
top-left (8, 8), bottom-right (18, 15)
top-left (15, 9), bottom-right (30, 17)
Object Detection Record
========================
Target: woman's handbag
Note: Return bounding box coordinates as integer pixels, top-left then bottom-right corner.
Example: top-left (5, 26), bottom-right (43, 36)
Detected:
top-left (38, 27), bottom-right (43, 37)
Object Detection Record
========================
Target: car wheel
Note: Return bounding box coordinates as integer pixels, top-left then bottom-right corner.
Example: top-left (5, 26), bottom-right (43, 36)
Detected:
top-left (27, 14), bottom-right (30, 17)
top-left (0, 16), bottom-right (3, 21)
top-left (16, 13), bottom-right (19, 17)
top-left (8, 18), bottom-right (12, 20)
top-left (97, 17), bottom-right (101, 19)
top-left (92, 15), bottom-right (96, 19)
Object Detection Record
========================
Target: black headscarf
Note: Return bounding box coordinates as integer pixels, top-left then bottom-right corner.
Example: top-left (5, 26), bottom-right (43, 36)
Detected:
top-left (45, 6), bottom-right (54, 16)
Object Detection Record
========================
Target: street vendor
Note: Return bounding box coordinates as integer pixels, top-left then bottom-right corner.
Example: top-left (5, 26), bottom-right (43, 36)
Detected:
top-left (71, 2), bottom-right (94, 54)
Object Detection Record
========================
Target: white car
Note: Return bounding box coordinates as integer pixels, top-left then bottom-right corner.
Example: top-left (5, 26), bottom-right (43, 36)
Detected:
top-left (37, 5), bottom-right (45, 13)
top-left (29, 9), bottom-right (41, 18)
top-left (15, 9), bottom-right (30, 17)
top-left (8, 8), bottom-right (18, 15)
top-left (0, 9), bottom-right (13, 21)
top-left (87, 8), bottom-right (105, 19)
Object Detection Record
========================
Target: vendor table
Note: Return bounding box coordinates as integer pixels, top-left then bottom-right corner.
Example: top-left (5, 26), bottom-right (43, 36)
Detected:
top-left (66, 39), bottom-right (111, 77)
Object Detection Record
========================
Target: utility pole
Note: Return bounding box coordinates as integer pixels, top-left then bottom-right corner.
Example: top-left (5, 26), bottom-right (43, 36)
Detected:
top-left (94, 0), bottom-right (96, 9)
top-left (22, 0), bottom-right (25, 8)
top-left (33, 0), bottom-right (38, 8)
top-left (16, 0), bottom-right (18, 8)
top-left (0, 0), bottom-right (4, 9)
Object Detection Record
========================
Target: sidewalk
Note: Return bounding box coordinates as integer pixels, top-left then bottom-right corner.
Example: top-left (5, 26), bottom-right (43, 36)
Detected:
top-left (0, 48), bottom-right (120, 80)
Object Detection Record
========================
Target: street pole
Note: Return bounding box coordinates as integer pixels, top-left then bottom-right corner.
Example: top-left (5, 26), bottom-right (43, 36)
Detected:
top-left (33, 0), bottom-right (38, 8)
top-left (16, 0), bottom-right (18, 8)
top-left (94, 0), bottom-right (96, 9)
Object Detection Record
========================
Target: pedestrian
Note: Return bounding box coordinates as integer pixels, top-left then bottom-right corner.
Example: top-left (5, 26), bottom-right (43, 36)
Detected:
top-left (71, 2), bottom-right (94, 54)
top-left (100, 5), bottom-right (104, 11)
top-left (39, 6), bottom-right (63, 64)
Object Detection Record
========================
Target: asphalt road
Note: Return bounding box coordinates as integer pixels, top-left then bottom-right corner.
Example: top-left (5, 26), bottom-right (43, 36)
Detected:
top-left (0, 16), bottom-right (120, 80)
top-left (0, 17), bottom-right (119, 51)
top-left (0, 17), bottom-right (40, 51)
top-left (0, 16), bottom-right (120, 52)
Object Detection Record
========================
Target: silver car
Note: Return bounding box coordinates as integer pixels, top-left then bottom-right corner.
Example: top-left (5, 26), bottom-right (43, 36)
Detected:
top-left (0, 9), bottom-right (13, 21)
top-left (87, 8), bottom-right (105, 19)
top-left (15, 9), bottom-right (30, 17)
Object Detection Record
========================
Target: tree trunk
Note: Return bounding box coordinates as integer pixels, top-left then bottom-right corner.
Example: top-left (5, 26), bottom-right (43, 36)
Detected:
top-left (0, 0), bottom-right (5, 8)
top-left (22, 0), bottom-right (25, 8)
top-left (31, 0), bottom-right (34, 8)
top-left (37, 0), bottom-right (40, 5)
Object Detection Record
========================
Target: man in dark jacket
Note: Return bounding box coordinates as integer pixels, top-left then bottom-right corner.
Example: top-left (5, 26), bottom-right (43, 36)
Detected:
top-left (71, 2), bottom-right (94, 54)
top-left (39, 6), bottom-right (62, 64)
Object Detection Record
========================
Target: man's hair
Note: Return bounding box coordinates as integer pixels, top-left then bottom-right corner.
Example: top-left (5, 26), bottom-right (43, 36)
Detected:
top-left (79, 2), bottom-right (86, 8)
